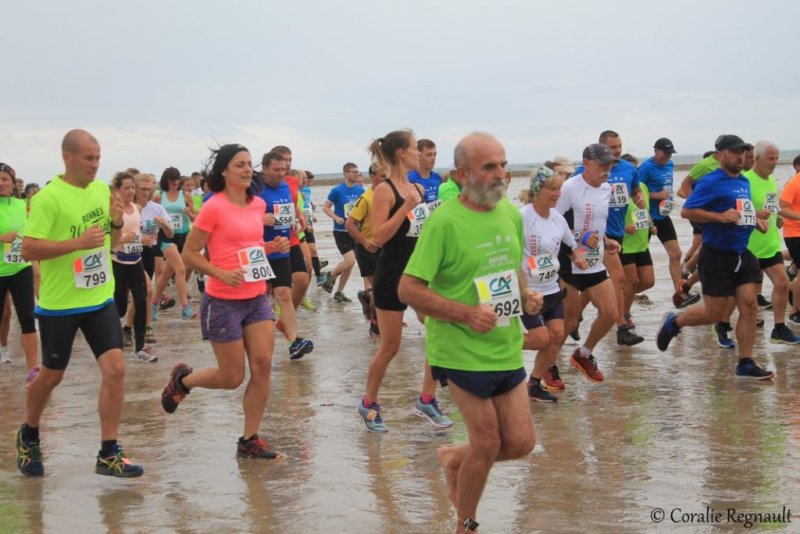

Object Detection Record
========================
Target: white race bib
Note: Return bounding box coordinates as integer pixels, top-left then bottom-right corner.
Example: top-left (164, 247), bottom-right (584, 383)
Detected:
top-left (273, 203), bottom-right (294, 227)
top-left (527, 253), bottom-right (559, 284)
top-left (238, 246), bottom-right (276, 282)
top-left (170, 214), bottom-right (183, 231)
top-left (610, 183), bottom-right (629, 208)
top-left (633, 208), bottom-right (650, 231)
top-left (474, 270), bottom-right (522, 326)
top-left (3, 238), bottom-right (24, 264)
top-left (427, 199), bottom-right (443, 212)
top-left (73, 249), bottom-right (110, 289)
top-left (659, 198), bottom-right (673, 216)
top-left (343, 202), bottom-right (356, 218)
top-left (122, 234), bottom-right (143, 255)
top-left (737, 198), bottom-right (755, 226)
top-left (405, 202), bottom-right (430, 237)
top-left (764, 193), bottom-right (780, 214)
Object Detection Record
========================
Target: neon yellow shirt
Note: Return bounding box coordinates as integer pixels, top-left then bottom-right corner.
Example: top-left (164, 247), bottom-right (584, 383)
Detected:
top-left (0, 197), bottom-right (31, 277)
top-left (744, 170), bottom-right (781, 259)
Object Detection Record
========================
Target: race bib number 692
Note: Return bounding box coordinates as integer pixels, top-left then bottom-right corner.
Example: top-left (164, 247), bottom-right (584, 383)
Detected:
top-left (474, 270), bottom-right (522, 326)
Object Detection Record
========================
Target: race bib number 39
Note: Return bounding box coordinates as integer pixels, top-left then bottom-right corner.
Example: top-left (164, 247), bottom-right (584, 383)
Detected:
top-left (3, 238), bottom-right (24, 264)
top-left (73, 249), bottom-right (109, 289)
top-left (474, 270), bottom-right (522, 327)
top-left (737, 198), bottom-right (755, 226)
top-left (238, 246), bottom-right (276, 282)
top-left (610, 183), bottom-right (629, 208)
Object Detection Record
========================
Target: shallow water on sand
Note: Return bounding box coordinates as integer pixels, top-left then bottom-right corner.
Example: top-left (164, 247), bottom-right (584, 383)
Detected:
top-left (1, 172), bottom-right (799, 533)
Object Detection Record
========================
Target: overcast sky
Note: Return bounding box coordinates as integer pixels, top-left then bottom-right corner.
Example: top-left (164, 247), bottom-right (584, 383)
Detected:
top-left (2, 0), bottom-right (799, 181)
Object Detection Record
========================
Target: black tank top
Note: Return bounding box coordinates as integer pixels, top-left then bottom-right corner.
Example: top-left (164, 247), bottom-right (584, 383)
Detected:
top-left (381, 179), bottom-right (423, 256)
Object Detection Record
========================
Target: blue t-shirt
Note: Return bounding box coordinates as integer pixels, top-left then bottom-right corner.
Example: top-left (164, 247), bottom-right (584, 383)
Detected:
top-left (258, 181), bottom-right (294, 259)
top-left (408, 170), bottom-right (442, 204)
top-left (574, 160), bottom-right (639, 238)
top-left (683, 168), bottom-right (754, 253)
top-left (327, 182), bottom-right (364, 232)
top-left (638, 157), bottom-right (674, 221)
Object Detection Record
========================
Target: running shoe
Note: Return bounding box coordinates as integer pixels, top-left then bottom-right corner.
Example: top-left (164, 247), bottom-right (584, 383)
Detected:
top-left (151, 303), bottom-right (159, 322)
top-left (623, 313), bottom-right (636, 330)
top-left (0, 346), bottom-right (11, 364)
top-left (617, 325), bottom-right (644, 346)
top-left (181, 305), bottom-right (197, 320)
top-left (756, 318), bottom-right (765, 328)
top-left (542, 365), bottom-right (565, 391)
top-left (122, 327), bottom-right (133, 348)
top-left (26, 366), bottom-right (40, 386)
top-left (237, 435), bottom-right (285, 460)
top-left (301, 297), bottom-right (317, 312)
top-left (569, 349), bottom-right (604, 383)
top-left (316, 274), bottom-right (325, 286)
top-left (712, 322), bottom-right (735, 349)
top-left (134, 346), bottom-right (158, 363)
top-left (656, 312), bottom-right (680, 352)
top-left (357, 290), bottom-right (371, 319)
top-left (757, 294), bottom-right (772, 310)
top-left (289, 337), bottom-right (314, 360)
top-left (770, 324), bottom-right (800, 344)
top-left (528, 381), bottom-right (558, 403)
top-left (569, 314), bottom-right (583, 341)
top-left (735, 358), bottom-right (776, 380)
top-left (369, 318), bottom-right (380, 338)
top-left (320, 259), bottom-right (329, 269)
top-left (358, 400), bottom-right (388, 432)
top-left (145, 326), bottom-right (157, 344)
top-left (159, 296), bottom-right (176, 311)
top-left (161, 363), bottom-right (192, 413)
top-left (95, 443), bottom-right (144, 478)
top-left (789, 312), bottom-right (800, 325)
top-left (414, 397), bottom-right (453, 428)
top-left (333, 291), bottom-right (352, 303)
top-left (321, 272), bottom-right (334, 293)
top-left (673, 281), bottom-right (701, 308)
top-left (15, 425), bottom-right (43, 477)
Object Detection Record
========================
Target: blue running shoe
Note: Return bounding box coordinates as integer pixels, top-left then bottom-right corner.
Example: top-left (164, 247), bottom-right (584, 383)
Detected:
top-left (358, 400), bottom-right (388, 432)
top-left (15, 425), bottom-right (43, 477)
top-left (289, 337), bottom-right (314, 360)
top-left (656, 312), bottom-right (680, 352)
top-left (735, 358), bottom-right (776, 380)
top-left (770, 324), bottom-right (800, 344)
top-left (96, 443), bottom-right (144, 478)
top-left (414, 397), bottom-right (454, 428)
top-left (712, 322), bottom-right (735, 348)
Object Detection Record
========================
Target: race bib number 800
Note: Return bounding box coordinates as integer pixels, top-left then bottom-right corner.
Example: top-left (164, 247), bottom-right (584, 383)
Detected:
top-left (238, 246), bottom-right (276, 282)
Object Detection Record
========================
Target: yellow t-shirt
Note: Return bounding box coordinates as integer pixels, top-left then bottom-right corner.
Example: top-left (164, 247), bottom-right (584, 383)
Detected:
top-left (348, 187), bottom-right (375, 241)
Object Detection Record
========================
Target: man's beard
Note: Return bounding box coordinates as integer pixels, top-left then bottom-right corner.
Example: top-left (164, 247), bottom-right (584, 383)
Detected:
top-left (462, 173), bottom-right (507, 208)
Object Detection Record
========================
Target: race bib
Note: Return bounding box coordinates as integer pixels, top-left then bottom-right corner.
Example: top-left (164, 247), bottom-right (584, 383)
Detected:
top-left (142, 219), bottom-right (158, 237)
top-left (406, 202), bottom-right (430, 237)
top-left (3, 237), bottom-right (24, 264)
top-left (527, 253), bottom-right (559, 284)
top-left (123, 234), bottom-right (143, 255)
top-left (659, 198), bottom-right (673, 216)
top-left (303, 206), bottom-right (313, 224)
top-left (610, 183), bottom-right (629, 208)
top-left (633, 208), bottom-right (650, 231)
top-left (170, 214), bottom-right (183, 231)
top-left (764, 193), bottom-right (780, 214)
top-left (737, 198), bottom-right (755, 226)
top-left (427, 199), bottom-right (443, 212)
top-left (73, 249), bottom-right (110, 289)
top-left (343, 202), bottom-right (356, 218)
top-left (238, 246), bottom-right (276, 282)
top-left (273, 203), bottom-right (294, 227)
top-left (474, 270), bottom-right (522, 327)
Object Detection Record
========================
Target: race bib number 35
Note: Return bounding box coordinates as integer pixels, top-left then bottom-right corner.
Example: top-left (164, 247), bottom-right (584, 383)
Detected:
top-left (474, 270), bottom-right (522, 327)
top-left (406, 203), bottom-right (430, 237)
top-left (238, 246), bottom-right (276, 282)
top-left (73, 249), bottom-right (109, 289)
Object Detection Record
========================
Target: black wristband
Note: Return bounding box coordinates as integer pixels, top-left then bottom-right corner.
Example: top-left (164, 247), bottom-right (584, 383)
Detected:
top-left (110, 220), bottom-right (123, 230)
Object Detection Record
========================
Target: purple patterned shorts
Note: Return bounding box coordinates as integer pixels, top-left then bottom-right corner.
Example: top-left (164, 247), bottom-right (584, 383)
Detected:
top-left (199, 292), bottom-right (273, 343)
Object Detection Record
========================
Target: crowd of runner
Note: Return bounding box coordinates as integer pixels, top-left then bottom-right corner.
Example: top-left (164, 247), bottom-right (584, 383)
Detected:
top-left (4, 128), bottom-right (799, 533)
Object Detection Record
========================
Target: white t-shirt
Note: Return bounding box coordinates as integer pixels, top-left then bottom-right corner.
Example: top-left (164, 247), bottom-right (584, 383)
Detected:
top-left (555, 174), bottom-right (610, 275)
top-left (140, 201), bottom-right (170, 240)
top-left (520, 204), bottom-right (576, 295)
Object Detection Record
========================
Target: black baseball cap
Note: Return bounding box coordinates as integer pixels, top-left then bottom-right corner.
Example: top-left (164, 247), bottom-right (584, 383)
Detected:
top-left (715, 135), bottom-right (748, 152)
top-left (654, 138), bottom-right (677, 154)
top-left (582, 143), bottom-right (618, 164)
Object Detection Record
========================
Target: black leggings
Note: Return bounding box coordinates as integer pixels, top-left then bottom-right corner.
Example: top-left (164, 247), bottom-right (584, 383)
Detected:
top-left (0, 266), bottom-right (36, 333)
top-left (112, 260), bottom-right (147, 352)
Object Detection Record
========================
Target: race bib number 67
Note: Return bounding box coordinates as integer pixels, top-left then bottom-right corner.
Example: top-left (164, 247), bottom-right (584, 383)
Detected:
top-left (474, 270), bottom-right (522, 327)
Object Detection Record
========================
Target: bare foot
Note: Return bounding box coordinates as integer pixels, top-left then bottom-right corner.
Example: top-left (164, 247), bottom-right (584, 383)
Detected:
top-left (437, 445), bottom-right (459, 509)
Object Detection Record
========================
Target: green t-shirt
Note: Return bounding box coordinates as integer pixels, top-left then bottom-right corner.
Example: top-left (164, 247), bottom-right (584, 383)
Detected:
top-left (404, 198), bottom-right (524, 371)
top-left (192, 194), bottom-right (203, 213)
top-left (744, 170), bottom-right (781, 259)
top-left (688, 154), bottom-right (720, 181)
top-left (622, 183), bottom-right (651, 254)
top-left (438, 179), bottom-right (462, 203)
top-left (0, 197), bottom-right (31, 276)
top-left (24, 176), bottom-right (114, 313)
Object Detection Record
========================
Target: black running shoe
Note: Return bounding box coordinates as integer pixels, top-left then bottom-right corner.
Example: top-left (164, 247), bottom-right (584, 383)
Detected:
top-left (161, 363), bottom-right (192, 413)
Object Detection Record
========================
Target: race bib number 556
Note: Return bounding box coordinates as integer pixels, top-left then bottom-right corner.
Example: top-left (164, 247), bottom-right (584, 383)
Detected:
top-left (474, 270), bottom-right (522, 326)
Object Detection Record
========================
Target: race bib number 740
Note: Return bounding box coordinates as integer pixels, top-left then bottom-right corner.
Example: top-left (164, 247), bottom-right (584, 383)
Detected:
top-left (474, 270), bottom-right (522, 327)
